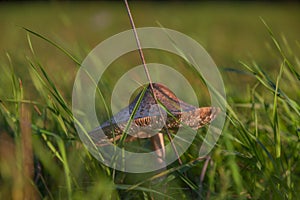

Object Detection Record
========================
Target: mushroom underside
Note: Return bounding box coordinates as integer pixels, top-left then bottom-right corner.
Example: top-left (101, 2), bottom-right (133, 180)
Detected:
top-left (89, 106), bottom-right (219, 146)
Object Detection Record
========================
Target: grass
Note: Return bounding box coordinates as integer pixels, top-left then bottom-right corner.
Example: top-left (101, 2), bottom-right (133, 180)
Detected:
top-left (0, 2), bottom-right (300, 199)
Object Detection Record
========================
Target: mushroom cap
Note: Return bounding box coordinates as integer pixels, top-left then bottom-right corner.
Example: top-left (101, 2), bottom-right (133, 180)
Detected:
top-left (90, 83), bottom-right (219, 145)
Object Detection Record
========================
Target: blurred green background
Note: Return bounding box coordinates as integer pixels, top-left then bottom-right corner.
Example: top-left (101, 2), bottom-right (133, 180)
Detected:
top-left (1, 1), bottom-right (300, 100)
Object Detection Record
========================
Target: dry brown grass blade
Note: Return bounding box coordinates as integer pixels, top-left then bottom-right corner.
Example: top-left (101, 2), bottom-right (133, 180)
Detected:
top-left (20, 102), bottom-right (37, 199)
top-left (123, 0), bottom-right (182, 166)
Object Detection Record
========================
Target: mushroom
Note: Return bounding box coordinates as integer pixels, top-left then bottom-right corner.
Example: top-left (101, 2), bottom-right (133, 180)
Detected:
top-left (90, 83), bottom-right (220, 152)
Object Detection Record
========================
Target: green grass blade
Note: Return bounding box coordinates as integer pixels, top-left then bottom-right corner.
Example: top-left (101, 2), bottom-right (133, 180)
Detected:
top-left (22, 27), bottom-right (81, 66)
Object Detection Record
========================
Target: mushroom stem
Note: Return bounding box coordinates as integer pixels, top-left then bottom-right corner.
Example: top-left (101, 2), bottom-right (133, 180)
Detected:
top-left (150, 133), bottom-right (166, 169)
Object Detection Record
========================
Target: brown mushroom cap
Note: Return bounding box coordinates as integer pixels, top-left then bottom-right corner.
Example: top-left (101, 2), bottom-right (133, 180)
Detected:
top-left (90, 83), bottom-right (220, 145)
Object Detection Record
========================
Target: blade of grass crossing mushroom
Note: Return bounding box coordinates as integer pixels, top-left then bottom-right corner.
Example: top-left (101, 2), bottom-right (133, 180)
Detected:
top-left (118, 85), bottom-right (148, 146)
top-left (108, 85), bottom-right (149, 171)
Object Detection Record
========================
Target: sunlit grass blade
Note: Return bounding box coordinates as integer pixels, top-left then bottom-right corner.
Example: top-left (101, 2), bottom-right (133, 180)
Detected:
top-left (260, 18), bottom-right (300, 80)
top-left (272, 62), bottom-right (284, 159)
top-left (22, 27), bottom-right (81, 66)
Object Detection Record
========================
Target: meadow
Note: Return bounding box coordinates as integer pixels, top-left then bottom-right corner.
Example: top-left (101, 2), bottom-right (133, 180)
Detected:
top-left (0, 1), bottom-right (299, 199)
